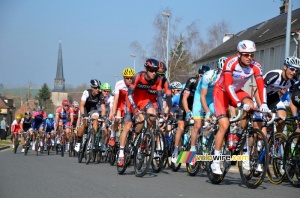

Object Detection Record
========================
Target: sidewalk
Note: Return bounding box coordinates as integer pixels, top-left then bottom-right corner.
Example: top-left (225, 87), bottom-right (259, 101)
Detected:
top-left (0, 139), bottom-right (11, 151)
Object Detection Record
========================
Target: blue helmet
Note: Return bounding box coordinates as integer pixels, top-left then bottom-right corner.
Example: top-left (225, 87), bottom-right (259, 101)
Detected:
top-left (48, 114), bottom-right (54, 119)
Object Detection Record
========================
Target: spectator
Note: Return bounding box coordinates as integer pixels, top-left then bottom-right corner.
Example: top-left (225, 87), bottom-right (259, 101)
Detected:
top-left (0, 117), bottom-right (8, 140)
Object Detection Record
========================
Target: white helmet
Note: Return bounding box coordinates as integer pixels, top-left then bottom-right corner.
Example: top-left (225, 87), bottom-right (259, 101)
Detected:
top-left (217, 57), bottom-right (227, 70)
top-left (237, 40), bottom-right (256, 53)
top-left (284, 56), bottom-right (300, 69)
top-left (170, 81), bottom-right (182, 90)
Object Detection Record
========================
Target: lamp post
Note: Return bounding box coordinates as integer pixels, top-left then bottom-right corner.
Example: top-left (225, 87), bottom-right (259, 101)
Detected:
top-left (162, 11), bottom-right (170, 79)
top-left (114, 74), bottom-right (117, 84)
top-left (131, 54), bottom-right (136, 71)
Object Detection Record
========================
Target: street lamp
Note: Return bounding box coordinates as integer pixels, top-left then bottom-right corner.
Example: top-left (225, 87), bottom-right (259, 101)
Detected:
top-left (162, 11), bottom-right (170, 79)
top-left (131, 54), bottom-right (136, 71)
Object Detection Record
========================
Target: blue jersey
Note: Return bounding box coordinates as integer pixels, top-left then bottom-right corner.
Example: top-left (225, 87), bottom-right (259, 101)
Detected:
top-left (45, 119), bottom-right (55, 133)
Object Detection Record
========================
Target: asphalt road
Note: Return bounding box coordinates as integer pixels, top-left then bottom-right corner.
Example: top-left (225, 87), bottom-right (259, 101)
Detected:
top-left (0, 148), bottom-right (299, 198)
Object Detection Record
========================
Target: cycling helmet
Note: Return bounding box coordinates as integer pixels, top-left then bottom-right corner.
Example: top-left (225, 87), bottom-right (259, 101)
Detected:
top-left (144, 58), bottom-right (159, 70)
top-left (158, 62), bottom-right (167, 72)
top-left (284, 56), bottom-right (300, 69)
top-left (198, 65), bottom-right (210, 74)
top-left (122, 68), bottom-right (135, 77)
top-left (16, 115), bottom-right (22, 120)
top-left (25, 111), bottom-right (31, 116)
top-left (48, 114), bottom-right (54, 119)
top-left (72, 101), bottom-right (79, 107)
top-left (101, 83), bottom-right (111, 90)
top-left (62, 99), bottom-right (70, 106)
top-left (90, 79), bottom-right (101, 88)
top-left (237, 40), bottom-right (256, 53)
top-left (38, 105), bottom-right (44, 111)
top-left (170, 81), bottom-right (182, 90)
top-left (217, 57), bottom-right (227, 70)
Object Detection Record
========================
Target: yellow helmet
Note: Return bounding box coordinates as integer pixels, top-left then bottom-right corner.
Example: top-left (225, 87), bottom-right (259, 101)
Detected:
top-left (16, 115), bottom-right (22, 120)
top-left (122, 68), bottom-right (135, 77)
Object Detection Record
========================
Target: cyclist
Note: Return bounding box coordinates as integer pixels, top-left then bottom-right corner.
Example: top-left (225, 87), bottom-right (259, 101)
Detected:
top-left (109, 68), bottom-right (135, 167)
top-left (45, 113), bottom-right (56, 148)
top-left (21, 111), bottom-right (33, 152)
top-left (157, 61), bottom-right (172, 115)
top-left (32, 105), bottom-right (47, 151)
top-left (75, 79), bottom-right (105, 152)
top-left (11, 115), bottom-right (23, 150)
top-left (211, 40), bottom-right (268, 174)
top-left (118, 59), bottom-right (165, 167)
top-left (71, 101), bottom-right (80, 147)
top-left (170, 81), bottom-right (182, 114)
top-left (99, 82), bottom-right (112, 151)
top-left (254, 56), bottom-right (300, 135)
top-left (171, 65), bottom-right (209, 163)
top-left (55, 99), bottom-right (74, 152)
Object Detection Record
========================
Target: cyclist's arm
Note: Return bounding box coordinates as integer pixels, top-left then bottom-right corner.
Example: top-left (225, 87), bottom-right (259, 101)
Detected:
top-left (254, 64), bottom-right (267, 105)
top-left (224, 70), bottom-right (240, 104)
top-left (111, 93), bottom-right (119, 116)
top-left (80, 90), bottom-right (89, 116)
top-left (200, 87), bottom-right (210, 114)
top-left (128, 75), bottom-right (138, 111)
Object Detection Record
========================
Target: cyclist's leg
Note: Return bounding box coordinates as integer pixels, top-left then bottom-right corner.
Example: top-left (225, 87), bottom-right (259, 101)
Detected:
top-left (118, 108), bottom-right (132, 167)
top-left (191, 100), bottom-right (203, 152)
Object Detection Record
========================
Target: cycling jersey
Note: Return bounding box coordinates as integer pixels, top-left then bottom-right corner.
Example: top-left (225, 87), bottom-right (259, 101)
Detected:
top-left (71, 107), bottom-right (79, 126)
top-left (290, 81), bottom-right (300, 108)
top-left (193, 70), bottom-right (219, 118)
top-left (158, 76), bottom-right (172, 113)
top-left (32, 111), bottom-right (47, 130)
top-left (45, 118), bottom-right (55, 133)
top-left (21, 117), bottom-right (33, 132)
top-left (128, 71), bottom-right (164, 112)
top-left (98, 95), bottom-right (111, 117)
top-left (171, 93), bottom-right (180, 114)
top-left (11, 120), bottom-right (22, 133)
top-left (214, 56), bottom-right (266, 117)
top-left (263, 69), bottom-right (297, 109)
top-left (81, 89), bottom-right (105, 116)
top-left (56, 106), bottom-right (74, 125)
top-left (179, 77), bottom-right (198, 111)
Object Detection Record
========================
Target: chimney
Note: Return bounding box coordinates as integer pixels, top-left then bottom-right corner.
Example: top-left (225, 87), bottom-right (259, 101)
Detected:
top-left (280, 0), bottom-right (289, 14)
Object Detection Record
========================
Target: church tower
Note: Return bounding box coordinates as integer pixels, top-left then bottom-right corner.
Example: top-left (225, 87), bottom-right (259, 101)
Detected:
top-left (53, 41), bottom-right (65, 91)
top-left (51, 41), bottom-right (68, 108)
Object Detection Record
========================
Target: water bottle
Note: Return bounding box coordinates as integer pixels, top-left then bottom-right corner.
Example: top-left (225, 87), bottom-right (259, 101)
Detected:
top-left (259, 149), bottom-right (266, 163)
top-left (166, 135), bottom-right (172, 148)
top-left (183, 134), bottom-right (189, 146)
top-left (257, 140), bottom-right (263, 151)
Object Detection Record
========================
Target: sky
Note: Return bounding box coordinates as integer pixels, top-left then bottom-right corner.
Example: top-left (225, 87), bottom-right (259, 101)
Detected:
top-left (1, 0), bottom-right (300, 89)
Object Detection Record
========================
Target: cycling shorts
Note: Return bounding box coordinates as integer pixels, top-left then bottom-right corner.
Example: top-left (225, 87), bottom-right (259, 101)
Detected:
top-left (192, 98), bottom-right (215, 119)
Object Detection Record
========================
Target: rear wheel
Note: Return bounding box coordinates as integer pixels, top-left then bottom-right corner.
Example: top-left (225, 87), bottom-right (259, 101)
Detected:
top-left (14, 135), bottom-right (19, 154)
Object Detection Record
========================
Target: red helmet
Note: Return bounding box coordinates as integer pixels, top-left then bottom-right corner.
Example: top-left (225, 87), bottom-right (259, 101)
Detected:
top-left (62, 99), bottom-right (70, 106)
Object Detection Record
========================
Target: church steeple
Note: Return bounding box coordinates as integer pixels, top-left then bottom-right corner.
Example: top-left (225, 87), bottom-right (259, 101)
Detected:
top-left (54, 41), bottom-right (65, 91)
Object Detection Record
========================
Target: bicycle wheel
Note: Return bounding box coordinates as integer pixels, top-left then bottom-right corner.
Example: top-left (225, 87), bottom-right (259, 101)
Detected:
top-left (78, 140), bottom-right (86, 163)
top-left (61, 139), bottom-right (65, 157)
top-left (24, 138), bottom-right (30, 156)
top-left (238, 128), bottom-right (268, 189)
top-left (206, 131), bottom-right (229, 184)
top-left (85, 134), bottom-right (92, 164)
top-left (267, 132), bottom-right (287, 184)
top-left (134, 130), bottom-right (154, 177)
top-left (117, 150), bottom-right (128, 175)
top-left (36, 140), bottom-right (39, 156)
top-left (14, 135), bottom-right (19, 154)
top-left (186, 135), bottom-right (202, 176)
top-left (108, 145), bottom-right (117, 166)
top-left (283, 132), bottom-right (300, 187)
top-left (151, 130), bottom-right (167, 173)
top-left (69, 134), bottom-right (75, 157)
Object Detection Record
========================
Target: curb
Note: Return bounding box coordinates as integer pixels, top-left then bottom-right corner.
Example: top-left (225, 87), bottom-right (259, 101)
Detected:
top-left (0, 146), bottom-right (10, 151)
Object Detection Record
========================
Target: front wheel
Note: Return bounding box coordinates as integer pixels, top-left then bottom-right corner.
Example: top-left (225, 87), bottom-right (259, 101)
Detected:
top-left (151, 130), bottom-right (167, 173)
top-left (238, 128), bottom-right (268, 189)
top-left (134, 130), bottom-right (154, 177)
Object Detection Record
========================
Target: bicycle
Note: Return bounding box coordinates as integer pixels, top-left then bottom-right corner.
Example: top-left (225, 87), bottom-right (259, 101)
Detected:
top-left (206, 108), bottom-right (271, 189)
top-left (12, 132), bottom-right (20, 154)
top-left (35, 130), bottom-right (44, 156)
top-left (108, 117), bottom-right (123, 166)
top-left (69, 128), bottom-right (76, 157)
top-left (24, 130), bottom-right (31, 156)
top-left (171, 118), bottom-right (194, 172)
top-left (116, 111), bottom-right (155, 177)
top-left (283, 115), bottom-right (300, 187)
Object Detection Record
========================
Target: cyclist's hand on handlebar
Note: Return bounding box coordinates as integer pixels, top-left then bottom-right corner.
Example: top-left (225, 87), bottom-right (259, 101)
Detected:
top-left (185, 111), bottom-right (193, 121)
top-left (237, 102), bottom-right (250, 111)
top-left (259, 103), bottom-right (269, 113)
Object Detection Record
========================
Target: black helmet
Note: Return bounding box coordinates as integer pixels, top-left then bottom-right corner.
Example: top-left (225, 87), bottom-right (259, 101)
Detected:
top-left (198, 65), bottom-right (210, 74)
top-left (144, 58), bottom-right (159, 70)
top-left (90, 79), bottom-right (101, 88)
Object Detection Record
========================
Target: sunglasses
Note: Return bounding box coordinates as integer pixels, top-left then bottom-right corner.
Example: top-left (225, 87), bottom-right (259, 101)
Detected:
top-left (63, 105), bottom-right (69, 107)
top-left (241, 53), bottom-right (255, 58)
top-left (148, 69), bottom-right (158, 73)
top-left (288, 66), bottom-right (298, 72)
top-left (103, 90), bottom-right (110, 92)
top-left (92, 87), bottom-right (100, 90)
top-left (125, 77), bottom-right (133, 80)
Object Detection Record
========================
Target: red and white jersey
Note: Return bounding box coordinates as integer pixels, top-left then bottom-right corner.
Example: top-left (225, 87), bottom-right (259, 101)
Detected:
top-left (215, 56), bottom-right (266, 104)
top-left (114, 80), bottom-right (129, 102)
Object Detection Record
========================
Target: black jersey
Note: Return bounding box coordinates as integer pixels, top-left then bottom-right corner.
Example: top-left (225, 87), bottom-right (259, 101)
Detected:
top-left (179, 77), bottom-right (198, 110)
top-left (81, 89), bottom-right (105, 115)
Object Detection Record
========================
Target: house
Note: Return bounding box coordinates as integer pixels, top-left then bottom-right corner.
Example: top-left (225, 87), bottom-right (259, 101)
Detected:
top-left (193, 7), bottom-right (300, 94)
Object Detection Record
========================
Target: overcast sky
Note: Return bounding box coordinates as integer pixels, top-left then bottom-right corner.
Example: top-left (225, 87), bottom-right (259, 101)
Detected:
top-left (1, 0), bottom-right (299, 89)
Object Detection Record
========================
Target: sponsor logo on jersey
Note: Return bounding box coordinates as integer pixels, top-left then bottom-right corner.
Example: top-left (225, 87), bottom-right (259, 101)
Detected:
top-left (266, 74), bottom-right (278, 84)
